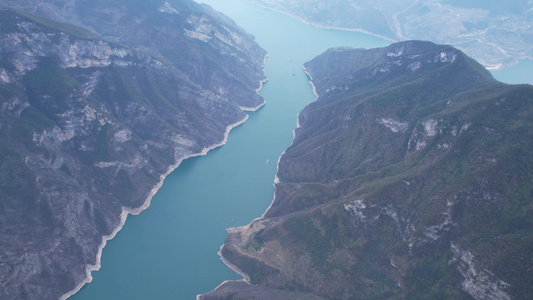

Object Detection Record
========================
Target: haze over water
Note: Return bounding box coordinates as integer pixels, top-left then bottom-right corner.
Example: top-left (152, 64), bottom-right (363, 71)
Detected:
top-left (71, 1), bottom-right (530, 299)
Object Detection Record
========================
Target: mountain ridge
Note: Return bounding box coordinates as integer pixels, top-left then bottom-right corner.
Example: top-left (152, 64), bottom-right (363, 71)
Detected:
top-left (202, 41), bottom-right (533, 300)
top-left (0, 2), bottom-right (267, 299)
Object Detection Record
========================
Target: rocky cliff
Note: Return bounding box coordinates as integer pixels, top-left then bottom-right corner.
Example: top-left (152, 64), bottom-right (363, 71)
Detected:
top-left (203, 41), bottom-right (533, 299)
top-left (0, 1), bottom-right (266, 299)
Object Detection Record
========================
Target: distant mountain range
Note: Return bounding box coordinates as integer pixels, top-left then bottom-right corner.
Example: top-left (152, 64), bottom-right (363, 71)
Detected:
top-left (0, 1), bottom-right (266, 299)
top-left (245, 0), bottom-right (533, 70)
top-left (203, 41), bottom-right (533, 299)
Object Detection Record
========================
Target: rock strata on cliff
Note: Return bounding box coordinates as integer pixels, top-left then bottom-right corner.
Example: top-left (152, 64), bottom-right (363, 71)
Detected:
top-left (0, 1), bottom-right (266, 299)
top-left (205, 41), bottom-right (533, 299)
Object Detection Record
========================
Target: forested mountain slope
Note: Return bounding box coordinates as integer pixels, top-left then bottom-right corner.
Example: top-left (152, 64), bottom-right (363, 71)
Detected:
top-left (204, 41), bottom-right (533, 300)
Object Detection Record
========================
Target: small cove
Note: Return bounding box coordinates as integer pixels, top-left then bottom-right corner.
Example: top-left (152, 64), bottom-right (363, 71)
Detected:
top-left (71, 1), bottom-right (531, 299)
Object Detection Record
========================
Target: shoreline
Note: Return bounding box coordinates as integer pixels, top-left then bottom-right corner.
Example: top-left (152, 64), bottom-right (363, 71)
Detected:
top-left (239, 77), bottom-right (269, 112)
top-left (241, 0), bottom-right (397, 43)
top-left (203, 60), bottom-right (322, 299)
top-left (61, 78), bottom-right (268, 300)
top-left (217, 244), bottom-right (251, 282)
top-left (196, 245), bottom-right (250, 300)
top-left (260, 152), bottom-right (283, 218)
top-left (239, 54), bottom-right (269, 112)
top-left (197, 123), bottom-right (285, 299)
top-left (255, 77), bottom-right (269, 95)
top-left (199, 119), bottom-right (293, 299)
top-left (303, 66), bottom-right (318, 100)
top-left (485, 63), bottom-right (504, 71)
top-left (240, 0), bottom-right (531, 72)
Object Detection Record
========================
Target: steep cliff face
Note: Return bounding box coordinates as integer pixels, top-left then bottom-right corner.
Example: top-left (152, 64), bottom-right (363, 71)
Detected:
top-left (0, 2), bottom-right (266, 299)
top-left (1, 0), bottom-right (267, 108)
top-left (204, 41), bottom-right (533, 299)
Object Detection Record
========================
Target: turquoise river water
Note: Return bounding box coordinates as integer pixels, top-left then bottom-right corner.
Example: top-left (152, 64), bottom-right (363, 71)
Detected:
top-left (71, 1), bottom-right (532, 299)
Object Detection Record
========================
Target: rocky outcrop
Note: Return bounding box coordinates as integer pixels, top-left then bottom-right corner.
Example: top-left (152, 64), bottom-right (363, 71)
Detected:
top-left (205, 41), bottom-right (533, 299)
top-left (0, 2), bottom-right (266, 299)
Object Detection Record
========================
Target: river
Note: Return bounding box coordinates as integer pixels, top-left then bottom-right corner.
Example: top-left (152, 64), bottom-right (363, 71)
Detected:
top-left (71, 1), bottom-right (531, 299)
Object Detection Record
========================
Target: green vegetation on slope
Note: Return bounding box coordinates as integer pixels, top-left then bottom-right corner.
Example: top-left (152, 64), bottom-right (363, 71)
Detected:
top-left (210, 41), bottom-right (533, 300)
